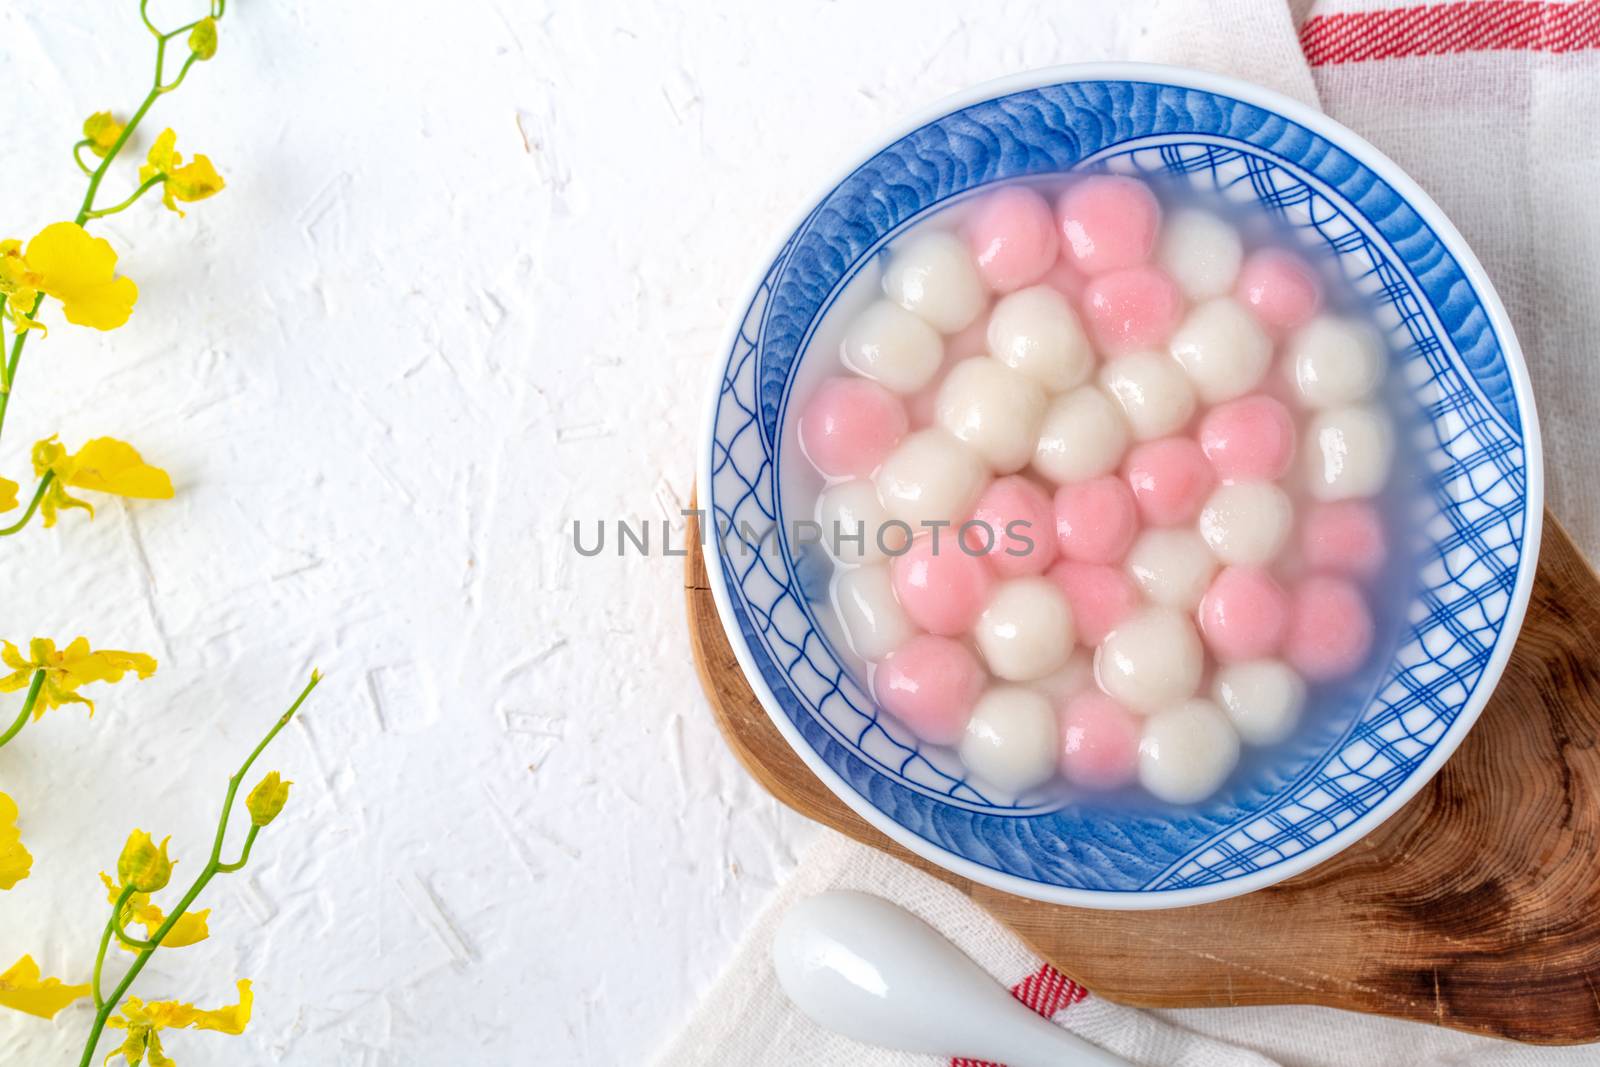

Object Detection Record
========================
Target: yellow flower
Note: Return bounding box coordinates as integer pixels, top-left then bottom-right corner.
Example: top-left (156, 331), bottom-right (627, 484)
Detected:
top-left (0, 636), bottom-right (158, 716)
top-left (0, 238), bottom-right (43, 334)
top-left (139, 130), bottom-right (225, 216)
top-left (107, 981), bottom-right (253, 1065)
top-left (188, 17), bottom-right (218, 61)
top-left (31, 436), bottom-right (175, 527)
top-left (83, 111), bottom-right (127, 159)
top-left (0, 793), bottom-right (32, 890)
top-left (246, 772), bottom-right (292, 827)
top-left (0, 475), bottom-right (16, 513)
top-left (98, 872), bottom-right (210, 950)
top-left (22, 222), bottom-right (138, 330)
top-left (118, 830), bottom-right (174, 893)
top-left (0, 955), bottom-right (90, 1019)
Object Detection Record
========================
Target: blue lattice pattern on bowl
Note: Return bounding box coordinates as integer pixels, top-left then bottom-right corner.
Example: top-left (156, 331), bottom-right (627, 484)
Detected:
top-left (702, 69), bottom-right (1539, 906)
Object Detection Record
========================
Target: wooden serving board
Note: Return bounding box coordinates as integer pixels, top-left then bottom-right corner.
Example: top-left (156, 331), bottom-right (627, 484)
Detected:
top-left (685, 504), bottom-right (1600, 1044)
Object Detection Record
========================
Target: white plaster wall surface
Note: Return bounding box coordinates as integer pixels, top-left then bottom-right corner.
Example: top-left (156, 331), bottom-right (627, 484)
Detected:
top-left (0, 1), bottom-right (1152, 1063)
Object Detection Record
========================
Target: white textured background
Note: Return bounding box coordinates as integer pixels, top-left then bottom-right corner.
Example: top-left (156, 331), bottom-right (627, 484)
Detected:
top-left (0, 1), bottom-right (1157, 1063)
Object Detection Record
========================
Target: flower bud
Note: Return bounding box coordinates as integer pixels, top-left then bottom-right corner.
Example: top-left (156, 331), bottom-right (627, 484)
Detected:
top-left (117, 830), bottom-right (173, 893)
top-left (246, 772), bottom-right (291, 827)
top-left (188, 17), bottom-right (218, 61)
top-left (82, 112), bottom-right (126, 159)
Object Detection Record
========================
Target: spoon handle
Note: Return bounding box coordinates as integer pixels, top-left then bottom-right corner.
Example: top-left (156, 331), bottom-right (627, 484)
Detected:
top-left (773, 891), bottom-right (1131, 1066)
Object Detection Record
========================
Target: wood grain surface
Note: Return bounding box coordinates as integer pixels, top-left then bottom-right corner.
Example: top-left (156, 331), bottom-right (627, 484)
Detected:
top-left (685, 505), bottom-right (1600, 1044)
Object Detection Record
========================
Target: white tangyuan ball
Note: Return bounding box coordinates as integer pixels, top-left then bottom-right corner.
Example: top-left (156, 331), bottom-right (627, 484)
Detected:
top-left (1158, 209), bottom-right (1243, 301)
top-left (975, 577), bottom-right (1075, 682)
top-left (959, 687), bottom-right (1060, 793)
top-left (1032, 648), bottom-right (1094, 703)
top-left (1213, 659), bottom-right (1306, 746)
top-left (1033, 386), bottom-right (1129, 484)
top-left (986, 284), bottom-right (1094, 393)
top-left (831, 564), bottom-right (915, 662)
top-left (1303, 405), bottom-right (1393, 501)
top-left (1095, 606), bottom-right (1204, 713)
top-left (1125, 528), bottom-right (1218, 611)
top-left (1168, 298), bottom-right (1272, 404)
top-left (1098, 349), bottom-right (1198, 441)
top-left (1288, 316), bottom-right (1385, 408)
top-left (1197, 482), bottom-right (1294, 566)
top-left (1138, 699), bottom-right (1241, 804)
top-left (841, 299), bottom-right (943, 394)
top-left (816, 479), bottom-right (904, 564)
top-left (883, 230), bottom-right (987, 335)
top-left (875, 428), bottom-right (989, 529)
top-left (936, 358), bottom-right (1047, 474)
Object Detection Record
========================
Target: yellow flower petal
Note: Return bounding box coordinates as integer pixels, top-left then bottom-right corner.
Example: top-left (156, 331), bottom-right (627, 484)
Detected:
top-left (0, 636), bottom-right (156, 716)
top-left (0, 793), bottom-right (32, 890)
top-left (168, 156), bottom-right (225, 206)
top-left (83, 111), bottom-right (126, 159)
top-left (58, 439), bottom-right (175, 500)
top-left (141, 129), bottom-right (177, 181)
top-left (0, 476), bottom-right (16, 513)
top-left (23, 222), bottom-right (137, 330)
top-left (0, 955), bottom-right (90, 1019)
top-left (138, 130), bottom-right (223, 216)
top-left (0, 240), bottom-right (44, 335)
top-left (160, 910), bottom-right (211, 949)
top-left (143, 979), bottom-right (253, 1035)
top-left (1, 640), bottom-right (28, 673)
top-left (38, 478), bottom-right (94, 528)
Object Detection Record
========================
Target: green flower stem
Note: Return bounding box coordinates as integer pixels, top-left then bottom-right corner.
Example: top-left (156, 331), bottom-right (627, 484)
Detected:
top-left (78, 671), bottom-right (320, 1067)
top-left (111, 916), bottom-right (159, 952)
top-left (0, 469), bottom-right (53, 536)
top-left (82, 176), bottom-right (166, 221)
top-left (92, 886), bottom-right (136, 1009)
top-left (0, 669), bottom-right (44, 749)
top-left (71, 141), bottom-right (96, 176)
top-left (216, 825), bottom-right (260, 873)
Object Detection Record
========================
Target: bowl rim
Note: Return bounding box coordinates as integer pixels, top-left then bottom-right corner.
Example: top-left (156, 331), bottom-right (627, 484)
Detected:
top-left (697, 60), bottom-right (1545, 908)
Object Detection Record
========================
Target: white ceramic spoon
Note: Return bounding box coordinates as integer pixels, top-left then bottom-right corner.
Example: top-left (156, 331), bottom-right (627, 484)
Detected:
top-left (773, 890), bottom-right (1131, 1067)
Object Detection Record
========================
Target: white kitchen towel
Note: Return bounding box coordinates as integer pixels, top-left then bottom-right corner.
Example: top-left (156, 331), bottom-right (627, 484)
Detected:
top-left (661, 2), bottom-right (1600, 1064)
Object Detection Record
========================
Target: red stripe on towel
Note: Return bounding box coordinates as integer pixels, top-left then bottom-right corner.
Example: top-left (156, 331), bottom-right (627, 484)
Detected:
top-left (950, 963), bottom-right (1089, 1067)
top-left (1300, 0), bottom-right (1600, 65)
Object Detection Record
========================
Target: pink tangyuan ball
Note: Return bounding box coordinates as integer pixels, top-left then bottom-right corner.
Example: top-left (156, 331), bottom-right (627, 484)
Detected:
top-left (875, 634), bottom-right (986, 746)
top-left (1124, 437), bottom-right (1217, 526)
top-left (1080, 266), bottom-right (1184, 355)
top-left (1056, 175), bottom-right (1162, 275)
top-left (1054, 475), bottom-right (1139, 565)
top-left (1300, 501), bottom-right (1388, 579)
top-left (1236, 248), bottom-right (1322, 334)
top-left (890, 533), bottom-right (995, 636)
top-left (1058, 690), bottom-right (1142, 789)
top-left (966, 185), bottom-right (1061, 293)
top-left (1198, 394), bottom-right (1297, 482)
top-left (965, 475), bottom-right (1058, 578)
top-left (798, 376), bottom-right (910, 478)
top-left (1046, 560), bottom-right (1139, 646)
top-left (1198, 566), bottom-right (1292, 662)
top-left (1284, 575), bottom-right (1375, 681)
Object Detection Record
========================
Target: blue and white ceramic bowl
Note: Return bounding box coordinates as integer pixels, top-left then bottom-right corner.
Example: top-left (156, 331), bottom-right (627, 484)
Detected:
top-left (699, 64), bottom-right (1542, 908)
